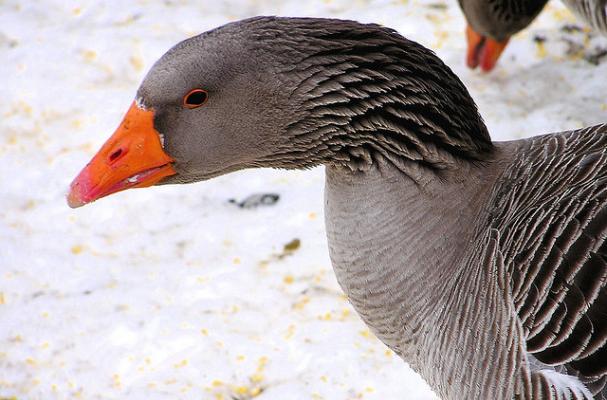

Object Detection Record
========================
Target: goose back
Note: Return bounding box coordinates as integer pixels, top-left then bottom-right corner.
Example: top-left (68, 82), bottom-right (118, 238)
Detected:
top-left (488, 124), bottom-right (607, 399)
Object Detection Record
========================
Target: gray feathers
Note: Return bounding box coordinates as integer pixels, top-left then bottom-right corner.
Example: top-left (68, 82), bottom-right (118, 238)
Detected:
top-left (137, 17), bottom-right (607, 400)
top-left (242, 17), bottom-right (493, 173)
top-left (488, 125), bottom-right (607, 398)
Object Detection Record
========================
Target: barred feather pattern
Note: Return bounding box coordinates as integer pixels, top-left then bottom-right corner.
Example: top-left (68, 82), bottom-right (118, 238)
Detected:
top-left (562, 0), bottom-right (607, 33)
top-left (326, 127), bottom-right (607, 400)
top-left (244, 17), bottom-right (493, 172)
top-left (487, 125), bottom-right (607, 399)
top-left (485, 0), bottom-right (549, 23)
top-left (325, 163), bottom-right (528, 400)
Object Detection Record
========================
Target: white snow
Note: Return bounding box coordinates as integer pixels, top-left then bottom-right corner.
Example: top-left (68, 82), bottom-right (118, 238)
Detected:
top-left (1, 1), bottom-right (606, 399)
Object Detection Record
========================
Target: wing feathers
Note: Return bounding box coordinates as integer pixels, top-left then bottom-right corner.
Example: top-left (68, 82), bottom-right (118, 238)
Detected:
top-left (488, 124), bottom-right (607, 396)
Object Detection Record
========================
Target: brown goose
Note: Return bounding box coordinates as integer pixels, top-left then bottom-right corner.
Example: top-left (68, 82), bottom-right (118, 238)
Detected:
top-left (67, 17), bottom-right (607, 399)
top-left (458, 0), bottom-right (607, 71)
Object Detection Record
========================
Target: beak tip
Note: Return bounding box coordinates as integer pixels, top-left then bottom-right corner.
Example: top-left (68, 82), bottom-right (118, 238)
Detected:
top-left (67, 187), bottom-right (86, 209)
top-left (466, 54), bottom-right (479, 70)
top-left (480, 63), bottom-right (496, 73)
top-left (66, 178), bottom-right (89, 209)
top-left (67, 197), bottom-right (85, 209)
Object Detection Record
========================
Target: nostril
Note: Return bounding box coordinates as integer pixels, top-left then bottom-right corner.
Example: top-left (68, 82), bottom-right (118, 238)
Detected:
top-left (108, 148), bottom-right (125, 163)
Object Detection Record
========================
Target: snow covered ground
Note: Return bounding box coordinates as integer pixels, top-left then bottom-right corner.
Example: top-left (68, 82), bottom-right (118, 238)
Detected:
top-left (1, 1), bottom-right (606, 399)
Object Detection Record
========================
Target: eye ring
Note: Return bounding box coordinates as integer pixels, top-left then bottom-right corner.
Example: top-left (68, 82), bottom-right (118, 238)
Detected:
top-left (183, 89), bottom-right (208, 109)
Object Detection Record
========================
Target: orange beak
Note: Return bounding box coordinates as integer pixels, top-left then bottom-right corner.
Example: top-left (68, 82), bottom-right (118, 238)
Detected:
top-left (67, 101), bottom-right (176, 208)
top-left (465, 25), bottom-right (510, 72)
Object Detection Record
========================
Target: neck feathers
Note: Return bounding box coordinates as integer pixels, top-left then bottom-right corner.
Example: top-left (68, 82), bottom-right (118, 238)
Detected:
top-left (251, 17), bottom-right (493, 174)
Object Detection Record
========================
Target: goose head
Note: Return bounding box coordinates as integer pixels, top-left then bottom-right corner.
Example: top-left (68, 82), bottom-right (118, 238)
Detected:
top-left (68, 16), bottom-right (492, 208)
top-left (458, 0), bottom-right (549, 71)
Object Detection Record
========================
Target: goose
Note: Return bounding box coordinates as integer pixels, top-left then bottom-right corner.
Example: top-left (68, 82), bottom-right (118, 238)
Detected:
top-left (458, 0), bottom-right (607, 71)
top-left (564, 0), bottom-right (607, 33)
top-left (67, 17), bottom-right (607, 399)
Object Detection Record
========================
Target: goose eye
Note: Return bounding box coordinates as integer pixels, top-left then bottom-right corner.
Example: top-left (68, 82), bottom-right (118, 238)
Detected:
top-left (183, 89), bottom-right (208, 109)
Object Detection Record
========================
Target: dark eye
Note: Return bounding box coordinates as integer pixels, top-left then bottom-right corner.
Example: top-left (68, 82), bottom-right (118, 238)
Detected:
top-left (183, 89), bottom-right (208, 109)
